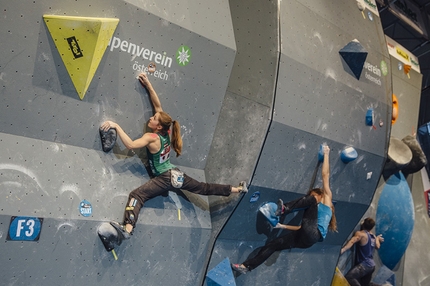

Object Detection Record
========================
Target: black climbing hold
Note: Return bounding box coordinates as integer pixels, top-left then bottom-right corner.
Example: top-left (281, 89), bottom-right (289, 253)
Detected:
top-left (100, 128), bottom-right (117, 152)
top-left (339, 39), bottom-right (368, 80)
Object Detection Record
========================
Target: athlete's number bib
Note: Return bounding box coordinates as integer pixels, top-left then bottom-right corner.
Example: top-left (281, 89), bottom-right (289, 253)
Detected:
top-left (160, 144), bottom-right (171, 163)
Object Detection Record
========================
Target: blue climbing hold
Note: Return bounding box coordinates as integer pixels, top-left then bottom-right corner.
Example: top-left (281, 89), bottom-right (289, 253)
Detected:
top-left (340, 147), bottom-right (358, 163)
top-left (366, 108), bottom-right (374, 126)
top-left (318, 144), bottom-right (325, 162)
top-left (206, 257), bottom-right (236, 286)
top-left (259, 202), bottom-right (280, 227)
top-left (250, 191), bottom-right (260, 203)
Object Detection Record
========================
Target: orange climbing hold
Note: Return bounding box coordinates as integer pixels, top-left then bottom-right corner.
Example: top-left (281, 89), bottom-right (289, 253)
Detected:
top-left (392, 94), bottom-right (398, 124)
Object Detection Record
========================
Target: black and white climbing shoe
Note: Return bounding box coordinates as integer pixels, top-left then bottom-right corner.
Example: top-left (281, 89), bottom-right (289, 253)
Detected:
top-left (110, 221), bottom-right (131, 240)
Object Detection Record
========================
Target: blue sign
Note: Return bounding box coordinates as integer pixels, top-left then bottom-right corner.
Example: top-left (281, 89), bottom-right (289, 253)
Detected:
top-left (7, 216), bottom-right (43, 241)
top-left (79, 199), bottom-right (92, 217)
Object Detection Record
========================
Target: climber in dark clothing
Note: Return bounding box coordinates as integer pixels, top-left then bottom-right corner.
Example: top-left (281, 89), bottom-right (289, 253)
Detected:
top-left (341, 217), bottom-right (384, 286)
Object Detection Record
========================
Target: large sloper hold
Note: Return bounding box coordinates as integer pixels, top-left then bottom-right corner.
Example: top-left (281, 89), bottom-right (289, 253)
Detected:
top-left (401, 134), bottom-right (427, 175)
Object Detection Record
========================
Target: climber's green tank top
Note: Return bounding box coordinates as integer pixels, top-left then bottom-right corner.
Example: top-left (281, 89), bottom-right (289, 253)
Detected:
top-left (146, 132), bottom-right (175, 176)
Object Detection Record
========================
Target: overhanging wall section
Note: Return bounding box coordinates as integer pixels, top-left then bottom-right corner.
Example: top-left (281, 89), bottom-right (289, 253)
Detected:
top-left (210, 1), bottom-right (392, 285)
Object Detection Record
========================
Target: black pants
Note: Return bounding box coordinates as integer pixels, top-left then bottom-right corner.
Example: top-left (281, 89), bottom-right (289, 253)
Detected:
top-left (345, 263), bottom-right (375, 286)
top-left (123, 169), bottom-right (232, 227)
top-left (243, 195), bottom-right (322, 270)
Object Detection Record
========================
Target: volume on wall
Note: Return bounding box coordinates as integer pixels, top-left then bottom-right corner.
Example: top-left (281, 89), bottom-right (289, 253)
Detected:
top-left (0, 0), bottom-right (392, 285)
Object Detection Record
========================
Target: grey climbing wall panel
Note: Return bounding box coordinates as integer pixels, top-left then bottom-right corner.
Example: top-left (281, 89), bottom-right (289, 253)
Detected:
top-left (0, 0), bottom-right (237, 285)
top-left (1, 215), bottom-right (212, 285)
top-left (389, 57), bottom-right (423, 139)
top-left (0, 0), bottom-right (235, 170)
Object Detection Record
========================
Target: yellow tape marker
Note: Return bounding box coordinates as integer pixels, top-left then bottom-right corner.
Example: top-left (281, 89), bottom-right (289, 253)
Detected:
top-left (111, 249), bottom-right (118, 260)
top-left (178, 209), bottom-right (181, 221)
top-left (43, 15), bottom-right (119, 100)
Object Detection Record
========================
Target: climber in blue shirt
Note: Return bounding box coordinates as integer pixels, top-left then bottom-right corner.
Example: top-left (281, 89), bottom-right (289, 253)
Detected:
top-left (232, 145), bottom-right (337, 274)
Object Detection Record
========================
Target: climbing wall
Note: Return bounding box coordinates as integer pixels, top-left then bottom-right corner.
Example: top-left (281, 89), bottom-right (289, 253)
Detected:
top-left (208, 0), bottom-right (392, 285)
top-left (335, 37), bottom-right (424, 285)
top-left (203, 0), bottom-right (280, 279)
top-left (1, 0), bottom-right (398, 285)
top-left (0, 0), bottom-right (239, 285)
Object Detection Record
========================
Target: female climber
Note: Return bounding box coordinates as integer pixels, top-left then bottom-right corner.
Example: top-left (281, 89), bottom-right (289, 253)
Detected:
top-left (231, 145), bottom-right (337, 274)
top-left (101, 72), bottom-right (248, 239)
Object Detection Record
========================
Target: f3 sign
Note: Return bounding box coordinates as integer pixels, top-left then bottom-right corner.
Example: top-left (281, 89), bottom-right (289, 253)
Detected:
top-left (7, 216), bottom-right (43, 241)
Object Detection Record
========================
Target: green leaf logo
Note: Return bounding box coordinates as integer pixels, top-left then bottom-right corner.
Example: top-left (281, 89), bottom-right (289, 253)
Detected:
top-left (380, 60), bottom-right (388, 76)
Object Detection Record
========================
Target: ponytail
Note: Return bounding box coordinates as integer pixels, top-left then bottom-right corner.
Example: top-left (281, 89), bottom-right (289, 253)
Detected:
top-left (329, 205), bottom-right (338, 232)
top-left (171, 120), bottom-right (182, 157)
top-left (157, 112), bottom-right (183, 157)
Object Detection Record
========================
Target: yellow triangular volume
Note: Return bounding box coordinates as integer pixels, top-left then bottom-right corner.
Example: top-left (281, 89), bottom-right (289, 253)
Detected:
top-left (43, 15), bottom-right (119, 100)
top-left (331, 267), bottom-right (350, 286)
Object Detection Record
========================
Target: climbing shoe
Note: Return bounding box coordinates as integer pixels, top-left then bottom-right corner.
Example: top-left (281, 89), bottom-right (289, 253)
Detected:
top-left (275, 198), bottom-right (285, 216)
top-left (110, 221), bottom-right (131, 240)
top-left (238, 181), bottom-right (248, 193)
top-left (231, 263), bottom-right (249, 275)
